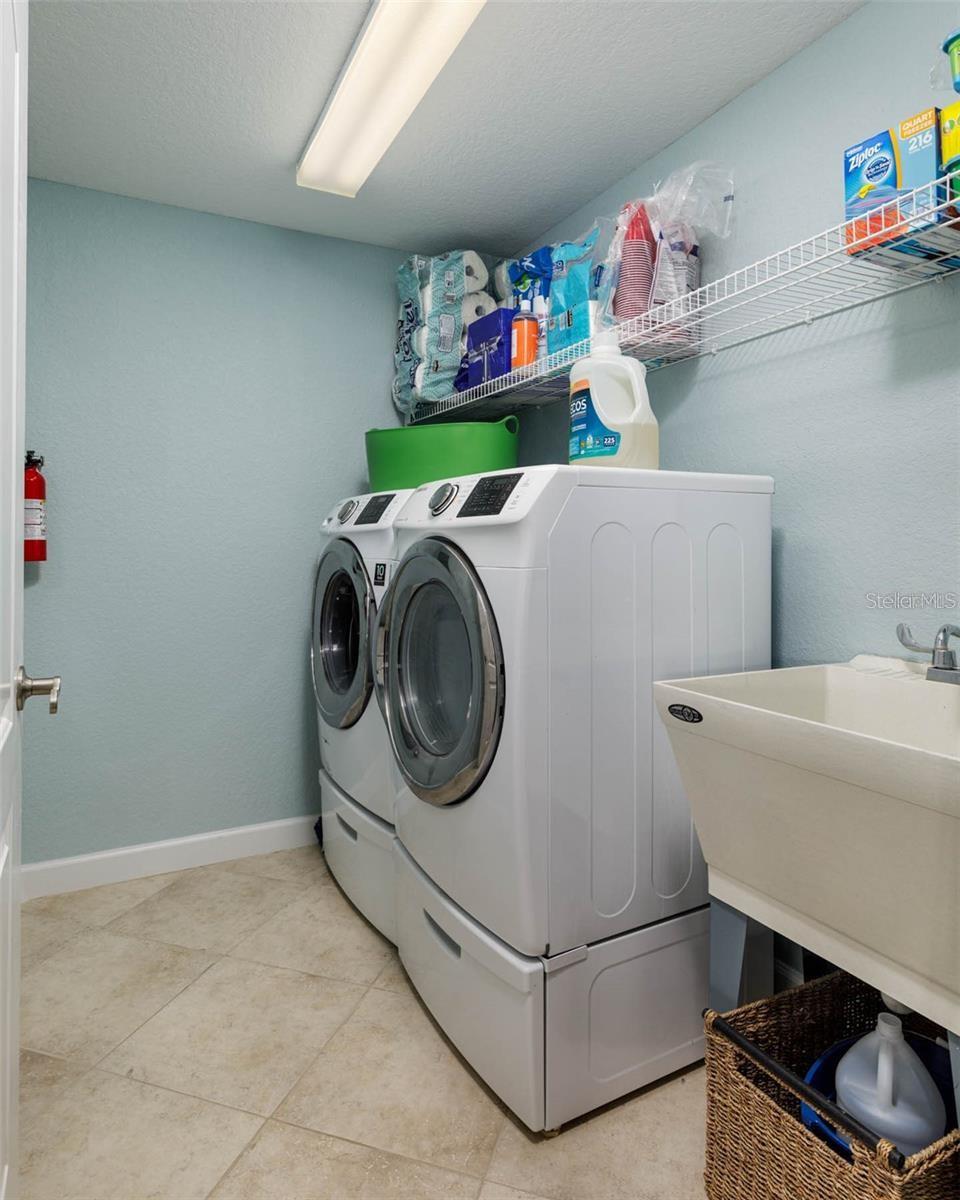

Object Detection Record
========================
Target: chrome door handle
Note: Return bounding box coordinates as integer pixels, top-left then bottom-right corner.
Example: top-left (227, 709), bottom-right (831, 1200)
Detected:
top-left (15, 666), bottom-right (61, 714)
top-left (374, 622), bottom-right (387, 689)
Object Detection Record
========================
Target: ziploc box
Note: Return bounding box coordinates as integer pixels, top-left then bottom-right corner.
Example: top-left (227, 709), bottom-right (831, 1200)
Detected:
top-left (844, 107), bottom-right (960, 270)
top-left (843, 109), bottom-right (945, 252)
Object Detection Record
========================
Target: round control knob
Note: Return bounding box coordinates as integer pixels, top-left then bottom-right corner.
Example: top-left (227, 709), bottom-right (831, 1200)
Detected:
top-left (337, 499), bottom-right (358, 524)
top-left (428, 482), bottom-right (458, 516)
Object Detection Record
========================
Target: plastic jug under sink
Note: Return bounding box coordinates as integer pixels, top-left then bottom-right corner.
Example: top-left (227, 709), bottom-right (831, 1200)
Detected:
top-left (835, 1013), bottom-right (946, 1158)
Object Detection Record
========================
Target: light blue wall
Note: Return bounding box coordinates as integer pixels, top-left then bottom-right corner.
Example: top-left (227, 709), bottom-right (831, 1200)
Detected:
top-left (24, 181), bottom-right (404, 863)
top-left (521, 1), bottom-right (960, 667)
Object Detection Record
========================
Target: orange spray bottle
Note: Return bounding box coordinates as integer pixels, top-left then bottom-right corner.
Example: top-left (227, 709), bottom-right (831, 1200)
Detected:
top-left (511, 300), bottom-right (539, 369)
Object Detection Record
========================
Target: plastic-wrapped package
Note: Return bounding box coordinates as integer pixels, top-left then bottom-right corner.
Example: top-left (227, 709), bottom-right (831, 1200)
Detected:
top-left (545, 219), bottom-right (616, 354)
top-left (646, 161), bottom-right (735, 240)
top-left (546, 228), bottom-right (598, 354)
top-left (597, 162), bottom-right (734, 350)
top-left (492, 258), bottom-right (518, 302)
top-left (508, 247), bottom-right (553, 307)
top-left (392, 250), bottom-right (491, 417)
top-left (392, 255), bottom-right (429, 418)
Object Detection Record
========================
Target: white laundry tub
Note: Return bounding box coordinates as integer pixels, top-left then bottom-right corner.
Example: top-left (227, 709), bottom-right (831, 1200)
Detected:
top-left (654, 657), bottom-right (960, 1031)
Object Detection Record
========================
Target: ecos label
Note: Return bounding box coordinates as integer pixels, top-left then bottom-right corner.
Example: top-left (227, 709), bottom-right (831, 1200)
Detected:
top-left (569, 382), bottom-right (619, 461)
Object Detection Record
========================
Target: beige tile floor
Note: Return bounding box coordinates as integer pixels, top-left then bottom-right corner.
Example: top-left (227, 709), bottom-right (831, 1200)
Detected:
top-left (20, 844), bottom-right (707, 1199)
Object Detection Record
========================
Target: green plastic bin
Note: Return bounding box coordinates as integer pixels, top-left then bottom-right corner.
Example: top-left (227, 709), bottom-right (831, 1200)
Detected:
top-left (365, 416), bottom-right (520, 491)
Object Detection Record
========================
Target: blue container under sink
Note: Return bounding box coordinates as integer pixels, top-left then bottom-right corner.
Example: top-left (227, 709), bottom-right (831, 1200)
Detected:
top-left (801, 1032), bottom-right (957, 1160)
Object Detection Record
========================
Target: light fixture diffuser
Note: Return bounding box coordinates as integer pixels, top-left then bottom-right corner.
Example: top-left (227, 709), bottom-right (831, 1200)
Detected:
top-left (298, 0), bottom-right (486, 198)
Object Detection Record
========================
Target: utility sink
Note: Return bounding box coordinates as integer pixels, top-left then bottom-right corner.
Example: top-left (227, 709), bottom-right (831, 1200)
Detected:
top-left (654, 656), bottom-right (960, 1031)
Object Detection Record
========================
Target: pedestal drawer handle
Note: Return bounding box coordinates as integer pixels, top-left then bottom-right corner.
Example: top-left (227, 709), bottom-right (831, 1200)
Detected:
top-left (423, 909), bottom-right (461, 960)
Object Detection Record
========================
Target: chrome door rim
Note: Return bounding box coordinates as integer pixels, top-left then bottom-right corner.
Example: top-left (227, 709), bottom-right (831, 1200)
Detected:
top-left (380, 538), bottom-right (504, 806)
top-left (310, 539), bottom-right (374, 730)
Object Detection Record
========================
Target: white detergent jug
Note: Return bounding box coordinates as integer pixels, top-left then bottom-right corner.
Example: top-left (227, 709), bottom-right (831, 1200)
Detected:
top-left (568, 330), bottom-right (659, 468)
top-left (835, 1013), bottom-right (946, 1159)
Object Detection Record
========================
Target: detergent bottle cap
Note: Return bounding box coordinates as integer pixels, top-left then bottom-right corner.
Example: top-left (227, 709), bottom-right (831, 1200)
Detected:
top-left (877, 1012), bottom-right (903, 1040)
top-left (591, 329), bottom-right (622, 355)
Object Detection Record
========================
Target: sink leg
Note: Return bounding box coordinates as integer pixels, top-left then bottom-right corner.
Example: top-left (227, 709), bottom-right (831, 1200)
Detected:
top-left (949, 1032), bottom-right (960, 1121)
top-left (709, 898), bottom-right (748, 1013)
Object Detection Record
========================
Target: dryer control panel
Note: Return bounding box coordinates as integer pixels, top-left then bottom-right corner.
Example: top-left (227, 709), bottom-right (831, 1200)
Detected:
top-left (395, 465), bottom-right (561, 529)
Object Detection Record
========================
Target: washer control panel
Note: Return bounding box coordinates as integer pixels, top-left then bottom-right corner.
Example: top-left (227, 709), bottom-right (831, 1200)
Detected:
top-left (457, 472), bottom-right (523, 518)
top-left (323, 490), bottom-right (409, 530)
top-left (355, 493), bottom-right (396, 525)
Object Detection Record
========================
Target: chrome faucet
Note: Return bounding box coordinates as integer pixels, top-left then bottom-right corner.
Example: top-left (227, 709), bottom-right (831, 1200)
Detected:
top-left (896, 622), bottom-right (960, 684)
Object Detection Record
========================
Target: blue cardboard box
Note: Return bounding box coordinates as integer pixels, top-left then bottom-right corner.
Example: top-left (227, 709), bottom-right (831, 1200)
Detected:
top-left (466, 308), bottom-right (514, 388)
top-left (844, 107), bottom-right (960, 269)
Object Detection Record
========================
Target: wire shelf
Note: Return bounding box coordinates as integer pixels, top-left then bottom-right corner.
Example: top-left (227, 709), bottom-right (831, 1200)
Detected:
top-left (410, 173), bottom-right (960, 423)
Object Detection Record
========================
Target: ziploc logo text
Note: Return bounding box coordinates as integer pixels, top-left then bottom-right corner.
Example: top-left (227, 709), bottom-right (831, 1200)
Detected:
top-left (848, 141), bottom-right (884, 173)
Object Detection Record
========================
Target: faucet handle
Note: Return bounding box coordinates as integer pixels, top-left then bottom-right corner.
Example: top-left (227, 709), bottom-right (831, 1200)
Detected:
top-left (896, 623), bottom-right (933, 655)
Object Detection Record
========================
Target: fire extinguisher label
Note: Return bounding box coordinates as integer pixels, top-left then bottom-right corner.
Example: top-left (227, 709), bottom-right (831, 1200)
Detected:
top-left (24, 498), bottom-right (46, 540)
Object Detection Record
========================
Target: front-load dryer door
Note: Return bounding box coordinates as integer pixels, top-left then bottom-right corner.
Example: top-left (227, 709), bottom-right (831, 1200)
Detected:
top-left (311, 539), bottom-right (374, 730)
top-left (381, 538), bottom-right (504, 806)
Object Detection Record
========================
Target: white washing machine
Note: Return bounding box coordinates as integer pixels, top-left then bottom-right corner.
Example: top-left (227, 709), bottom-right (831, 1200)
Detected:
top-left (378, 464), bottom-right (772, 1130)
top-left (311, 487), bottom-right (411, 941)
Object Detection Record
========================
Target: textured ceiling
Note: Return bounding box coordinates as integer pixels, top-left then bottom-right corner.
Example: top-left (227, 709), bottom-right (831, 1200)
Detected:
top-left (29, 0), bottom-right (862, 254)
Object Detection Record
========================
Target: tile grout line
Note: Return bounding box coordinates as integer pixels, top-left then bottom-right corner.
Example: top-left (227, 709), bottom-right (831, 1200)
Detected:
top-left (261, 967), bottom-right (500, 1179)
top-left (79, 1061), bottom-right (271, 1200)
top-left (78, 885), bottom-right (346, 1070)
top-left (198, 973), bottom-right (376, 1200)
top-left (201, 1117), bottom-right (267, 1200)
top-left (225, 948), bottom-right (390, 989)
top-left (19, 1059), bottom-right (266, 1147)
top-left (21, 933), bottom-right (222, 1069)
top-left (27, 868), bottom-right (186, 930)
top-left (262, 981), bottom-right (375, 1121)
top-left (89, 974), bottom-right (370, 1120)
top-left (22, 862), bottom-right (369, 1093)
top-left (23, 851), bottom-right (521, 1196)
top-left (86, 1062), bottom-right (271, 1122)
top-left (83, 954), bottom-right (224, 1072)
top-left (88, 874), bottom-right (320, 959)
top-left (17, 1056), bottom-right (96, 1139)
top-left (100, 869), bottom-right (321, 952)
top-left (480, 1115), bottom-right (512, 1192)
top-left (268, 1110), bottom-right (495, 1186)
top-left (87, 960), bottom-right (372, 1124)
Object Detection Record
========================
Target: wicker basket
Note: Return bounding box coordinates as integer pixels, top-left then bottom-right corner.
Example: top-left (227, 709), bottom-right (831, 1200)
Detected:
top-left (704, 972), bottom-right (960, 1200)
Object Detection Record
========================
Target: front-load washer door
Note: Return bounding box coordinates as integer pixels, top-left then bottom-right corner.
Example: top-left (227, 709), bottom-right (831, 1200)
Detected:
top-left (381, 538), bottom-right (504, 806)
top-left (311, 539), bottom-right (374, 730)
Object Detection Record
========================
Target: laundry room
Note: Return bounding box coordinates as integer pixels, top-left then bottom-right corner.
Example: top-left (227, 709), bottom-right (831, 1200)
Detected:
top-left (3, 1), bottom-right (959, 1197)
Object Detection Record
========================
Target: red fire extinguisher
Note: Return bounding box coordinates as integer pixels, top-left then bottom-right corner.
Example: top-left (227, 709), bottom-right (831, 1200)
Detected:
top-left (24, 450), bottom-right (46, 562)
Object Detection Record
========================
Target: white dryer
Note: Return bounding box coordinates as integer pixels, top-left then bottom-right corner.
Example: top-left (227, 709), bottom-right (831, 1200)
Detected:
top-left (311, 488), bottom-right (411, 942)
top-left (378, 464), bottom-right (772, 1130)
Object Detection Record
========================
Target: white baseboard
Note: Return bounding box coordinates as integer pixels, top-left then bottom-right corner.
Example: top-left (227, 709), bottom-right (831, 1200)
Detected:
top-left (20, 815), bottom-right (320, 901)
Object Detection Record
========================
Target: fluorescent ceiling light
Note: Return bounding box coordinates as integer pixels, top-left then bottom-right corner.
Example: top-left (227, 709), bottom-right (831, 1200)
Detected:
top-left (298, 0), bottom-right (486, 198)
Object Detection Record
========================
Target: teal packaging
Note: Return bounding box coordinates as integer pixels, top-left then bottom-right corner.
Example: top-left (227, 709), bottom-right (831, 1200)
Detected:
top-left (548, 228), bottom-right (600, 354)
